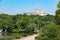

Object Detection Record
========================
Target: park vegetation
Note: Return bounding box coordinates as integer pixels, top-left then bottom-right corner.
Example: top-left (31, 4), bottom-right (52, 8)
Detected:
top-left (0, 13), bottom-right (54, 34)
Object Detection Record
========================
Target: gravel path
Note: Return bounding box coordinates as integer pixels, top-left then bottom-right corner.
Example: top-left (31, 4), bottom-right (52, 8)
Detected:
top-left (14, 34), bottom-right (37, 40)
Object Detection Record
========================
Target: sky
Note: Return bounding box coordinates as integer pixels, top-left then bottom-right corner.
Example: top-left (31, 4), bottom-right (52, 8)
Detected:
top-left (0, 0), bottom-right (60, 15)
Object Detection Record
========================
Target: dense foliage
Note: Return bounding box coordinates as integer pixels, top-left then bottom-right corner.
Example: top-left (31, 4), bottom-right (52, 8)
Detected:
top-left (0, 13), bottom-right (54, 33)
top-left (35, 23), bottom-right (60, 40)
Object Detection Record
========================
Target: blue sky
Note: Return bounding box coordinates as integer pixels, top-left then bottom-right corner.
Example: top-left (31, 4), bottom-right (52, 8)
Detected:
top-left (0, 0), bottom-right (60, 15)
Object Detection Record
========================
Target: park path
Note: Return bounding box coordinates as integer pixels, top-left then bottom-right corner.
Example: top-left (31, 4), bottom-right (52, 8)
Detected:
top-left (14, 34), bottom-right (37, 40)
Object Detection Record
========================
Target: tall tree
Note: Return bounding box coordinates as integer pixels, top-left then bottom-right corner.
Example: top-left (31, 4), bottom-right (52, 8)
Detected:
top-left (55, 1), bottom-right (60, 25)
top-left (57, 1), bottom-right (60, 8)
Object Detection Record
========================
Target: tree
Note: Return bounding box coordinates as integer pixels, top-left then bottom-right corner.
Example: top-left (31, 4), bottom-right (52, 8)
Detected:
top-left (57, 1), bottom-right (60, 8)
top-left (55, 1), bottom-right (60, 25)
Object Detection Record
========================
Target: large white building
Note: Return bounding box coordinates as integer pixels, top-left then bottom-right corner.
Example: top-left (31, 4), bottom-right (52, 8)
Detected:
top-left (35, 9), bottom-right (47, 16)
top-left (25, 9), bottom-right (47, 16)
